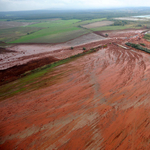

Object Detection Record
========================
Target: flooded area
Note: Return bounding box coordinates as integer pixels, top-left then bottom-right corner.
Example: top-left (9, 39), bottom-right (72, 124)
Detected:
top-left (0, 29), bottom-right (150, 149)
top-left (0, 33), bottom-right (105, 70)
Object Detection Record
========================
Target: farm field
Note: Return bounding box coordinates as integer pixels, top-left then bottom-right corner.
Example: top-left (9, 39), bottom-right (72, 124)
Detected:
top-left (9, 19), bottom-right (139, 44)
top-left (15, 18), bottom-right (60, 23)
top-left (65, 33), bottom-right (105, 46)
top-left (27, 29), bottom-right (89, 43)
top-left (81, 21), bottom-right (114, 29)
top-left (74, 18), bottom-right (106, 26)
top-left (0, 20), bottom-right (142, 44)
top-left (1, 28), bottom-right (150, 149)
top-left (0, 21), bottom-right (34, 29)
top-left (10, 19), bottom-right (109, 44)
top-left (91, 25), bottom-right (141, 31)
top-left (10, 19), bottom-right (81, 43)
top-left (1, 18), bottom-right (140, 44)
top-left (0, 16), bottom-right (148, 44)
top-left (1, 18), bottom-right (107, 44)
top-left (0, 27), bottom-right (42, 42)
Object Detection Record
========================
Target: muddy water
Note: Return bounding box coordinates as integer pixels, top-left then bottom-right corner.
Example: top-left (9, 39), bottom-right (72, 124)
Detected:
top-left (0, 44), bottom-right (150, 149)
top-left (0, 33), bottom-right (105, 70)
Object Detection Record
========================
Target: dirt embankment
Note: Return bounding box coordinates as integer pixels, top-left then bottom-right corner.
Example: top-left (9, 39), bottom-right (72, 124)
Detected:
top-left (0, 56), bottom-right (59, 85)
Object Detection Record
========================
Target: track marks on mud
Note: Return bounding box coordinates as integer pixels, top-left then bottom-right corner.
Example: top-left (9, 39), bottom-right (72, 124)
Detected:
top-left (1, 42), bottom-right (150, 149)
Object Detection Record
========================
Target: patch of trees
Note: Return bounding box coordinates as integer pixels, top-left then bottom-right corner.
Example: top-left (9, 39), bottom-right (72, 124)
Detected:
top-left (140, 43), bottom-right (146, 46)
top-left (27, 31), bottom-right (37, 35)
top-left (113, 20), bottom-right (128, 26)
top-left (144, 34), bottom-right (150, 40)
top-left (126, 42), bottom-right (150, 53)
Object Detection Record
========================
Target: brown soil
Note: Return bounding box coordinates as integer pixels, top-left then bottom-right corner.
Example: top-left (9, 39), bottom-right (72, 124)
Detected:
top-left (0, 21), bottom-right (34, 29)
top-left (1, 29), bottom-right (150, 150)
top-left (0, 56), bottom-right (59, 85)
top-left (94, 31), bottom-right (108, 37)
top-left (81, 21), bottom-right (114, 29)
top-left (95, 29), bottom-right (145, 38)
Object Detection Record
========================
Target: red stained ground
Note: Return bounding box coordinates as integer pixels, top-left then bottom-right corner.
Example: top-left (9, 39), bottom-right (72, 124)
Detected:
top-left (0, 29), bottom-right (150, 149)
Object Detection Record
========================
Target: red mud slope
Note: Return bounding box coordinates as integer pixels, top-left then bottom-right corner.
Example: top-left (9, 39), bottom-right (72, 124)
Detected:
top-left (0, 29), bottom-right (150, 149)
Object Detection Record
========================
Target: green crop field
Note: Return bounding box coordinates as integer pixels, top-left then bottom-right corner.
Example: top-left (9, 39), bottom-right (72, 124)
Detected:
top-left (0, 27), bottom-right (42, 42)
top-left (0, 15), bottom-right (146, 44)
top-left (10, 19), bottom-right (110, 43)
top-left (27, 29), bottom-right (89, 43)
top-left (11, 19), bottom-right (89, 43)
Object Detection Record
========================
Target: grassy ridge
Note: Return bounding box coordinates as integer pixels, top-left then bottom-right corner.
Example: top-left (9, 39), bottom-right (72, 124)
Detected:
top-left (144, 34), bottom-right (150, 40)
top-left (126, 42), bottom-right (150, 53)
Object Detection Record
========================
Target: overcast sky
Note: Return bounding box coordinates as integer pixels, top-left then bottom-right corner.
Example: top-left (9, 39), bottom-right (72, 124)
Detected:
top-left (0, 0), bottom-right (150, 11)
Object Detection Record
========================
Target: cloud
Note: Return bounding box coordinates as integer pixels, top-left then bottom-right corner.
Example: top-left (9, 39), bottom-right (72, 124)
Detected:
top-left (0, 0), bottom-right (150, 11)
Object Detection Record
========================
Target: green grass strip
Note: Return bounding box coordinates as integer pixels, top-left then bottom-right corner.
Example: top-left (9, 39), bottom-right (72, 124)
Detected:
top-left (144, 34), bottom-right (150, 40)
top-left (125, 42), bottom-right (150, 53)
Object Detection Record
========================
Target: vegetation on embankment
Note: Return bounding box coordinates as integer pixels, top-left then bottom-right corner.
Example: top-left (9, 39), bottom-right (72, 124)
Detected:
top-left (0, 45), bottom-right (103, 100)
top-left (126, 42), bottom-right (150, 53)
top-left (144, 34), bottom-right (150, 41)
